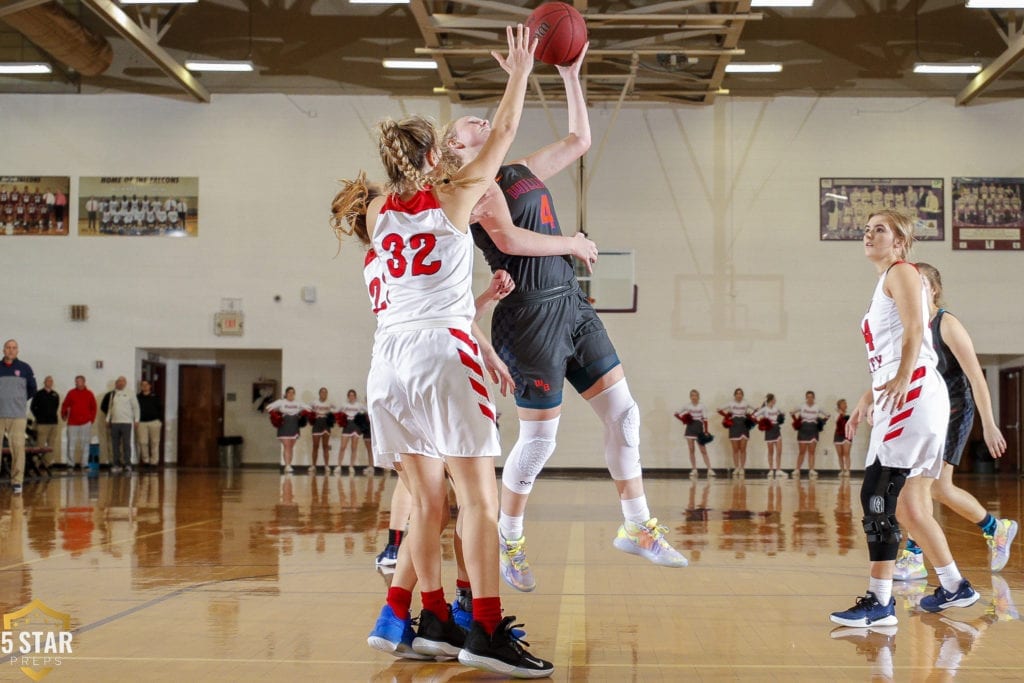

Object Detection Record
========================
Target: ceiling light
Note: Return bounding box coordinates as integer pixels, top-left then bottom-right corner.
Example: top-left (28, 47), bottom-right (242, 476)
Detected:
top-left (0, 62), bottom-right (52, 74)
top-left (750, 0), bottom-right (814, 6)
top-left (913, 63), bottom-right (982, 74)
top-left (350, 0), bottom-right (410, 4)
top-left (725, 63), bottom-right (783, 73)
top-left (383, 58), bottom-right (438, 70)
top-left (966, 0), bottom-right (1024, 7)
top-left (120, 0), bottom-right (198, 4)
top-left (185, 60), bottom-right (255, 72)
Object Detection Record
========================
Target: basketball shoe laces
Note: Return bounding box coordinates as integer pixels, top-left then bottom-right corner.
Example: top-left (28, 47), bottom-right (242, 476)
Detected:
top-left (638, 518), bottom-right (670, 551)
top-left (506, 537), bottom-right (529, 570)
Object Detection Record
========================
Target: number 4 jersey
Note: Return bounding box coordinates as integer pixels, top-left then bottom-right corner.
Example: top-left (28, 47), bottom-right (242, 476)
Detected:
top-left (372, 189), bottom-right (476, 332)
top-left (861, 262), bottom-right (937, 379)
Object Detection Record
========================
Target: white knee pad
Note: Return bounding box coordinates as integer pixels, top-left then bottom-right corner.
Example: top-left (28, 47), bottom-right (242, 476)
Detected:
top-left (501, 417), bottom-right (560, 494)
top-left (588, 380), bottom-right (643, 481)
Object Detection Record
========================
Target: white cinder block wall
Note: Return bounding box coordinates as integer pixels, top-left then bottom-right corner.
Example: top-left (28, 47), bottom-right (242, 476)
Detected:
top-left (1, 94), bottom-right (1019, 469)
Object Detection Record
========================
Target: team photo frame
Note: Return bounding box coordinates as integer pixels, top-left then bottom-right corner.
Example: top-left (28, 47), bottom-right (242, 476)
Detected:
top-left (820, 177), bottom-right (944, 241)
top-left (78, 176), bottom-right (199, 237)
top-left (0, 175), bottom-right (71, 236)
top-left (952, 177), bottom-right (1024, 251)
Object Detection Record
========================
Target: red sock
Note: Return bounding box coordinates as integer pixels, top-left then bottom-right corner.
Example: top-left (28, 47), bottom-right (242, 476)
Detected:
top-left (421, 588), bottom-right (449, 622)
top-left (386, 586), bottom-right (412, 621)
top-left (456, 579), bottom-right (471, 591)
top-left (472, 597), bottom-right (502, 635)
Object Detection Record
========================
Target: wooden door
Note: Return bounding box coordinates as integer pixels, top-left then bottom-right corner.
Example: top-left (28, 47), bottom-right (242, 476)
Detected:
top-left (140, 360), bottom-right (167, 463)
top-left (177, 365), bottom-right (224, 468)
top-left (999, 367), bottom-right (1022, 474)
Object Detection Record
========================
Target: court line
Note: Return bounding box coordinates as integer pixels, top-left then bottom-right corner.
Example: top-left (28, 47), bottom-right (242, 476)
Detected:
top-left (553, 520), bottom-right (586, 669)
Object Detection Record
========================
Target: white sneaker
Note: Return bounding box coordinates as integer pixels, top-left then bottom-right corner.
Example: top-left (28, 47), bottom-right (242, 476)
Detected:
top-left (809, 470), bottom-right (818, 479)
top-left (284, 465), bottom-right (294, 474)
top-left (893, 548), bottom-right (928, 581)
top-left (766, 470), bottom-right (775, 480)
top-left (689, 469), bottom-right (698, 479)
top-left (706, 469), bottom-right (716, 479)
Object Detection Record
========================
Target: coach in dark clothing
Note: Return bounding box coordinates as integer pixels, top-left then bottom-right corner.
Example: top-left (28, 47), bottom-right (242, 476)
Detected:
top-left (30, 376), bottom-right (61, 465)
top-left (136, 380), bottom-right (164, 467)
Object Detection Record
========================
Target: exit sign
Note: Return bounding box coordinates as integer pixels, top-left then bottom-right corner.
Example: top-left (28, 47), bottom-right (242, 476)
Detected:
top-left (214, 311), bottom-right (244, 336)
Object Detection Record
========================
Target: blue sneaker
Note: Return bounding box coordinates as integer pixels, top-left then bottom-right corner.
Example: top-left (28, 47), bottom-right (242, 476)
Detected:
top-left (452, 597), bottom-right (473, 634)
top-left (367, 604), bottom-right (431, 660)
top-left (830, 592), bottom-right (898, 627)
top-left (920, 579), bottom-right (980, 613)
top-left (375, 543), bottom-right (399, 568)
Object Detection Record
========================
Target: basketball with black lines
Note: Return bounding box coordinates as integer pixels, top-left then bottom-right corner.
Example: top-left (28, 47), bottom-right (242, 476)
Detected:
top-left (526, 2), bottom-right (587, 66)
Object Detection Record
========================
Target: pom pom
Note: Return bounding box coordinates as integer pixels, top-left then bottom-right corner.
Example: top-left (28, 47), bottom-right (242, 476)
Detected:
top-left (776, 414), bottom-right (785, 425)
top-left (758, 417), bottom-right (772, 432)
top-left (722, 416), bottom-right (734, 429)
top-left (816, 417), bottom-right (827, 433)
top-left (697, 433), bottom-right (715, 446)
top-left (744, 416), bottom-right (757, 429)
top-left (269, 410), bottom-right (284, 428)
top-left (791, 416), bottom-right (802, 431)
top-left (334, 412), bottom-right (348, 428)
top-left (679, 412), bottom-right (693, 425)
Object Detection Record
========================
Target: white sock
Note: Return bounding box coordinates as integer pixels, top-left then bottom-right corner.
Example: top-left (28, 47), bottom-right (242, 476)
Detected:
top-left (868, 577), bottom-right (893, 606)
top-left (935, 562), bottom-right (964, 593)
top-left (498, 512), bottom-right (524, 541)
top-left (621, 495), bottom-right (650, 525)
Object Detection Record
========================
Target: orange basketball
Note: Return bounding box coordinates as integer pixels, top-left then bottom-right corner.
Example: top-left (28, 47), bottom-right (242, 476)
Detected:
top-left (526, 2), bottom-right (587, 66)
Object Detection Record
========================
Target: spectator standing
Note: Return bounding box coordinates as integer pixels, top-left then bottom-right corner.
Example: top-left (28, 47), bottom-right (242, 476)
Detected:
top-left (0, 339), bottom-right (36, 493)
top-left (105, 376), bottom-right (139, 473)
top-left (30, 375), bottom-right (61, 465)
top-left (61, 375), bottom-right (97, 469)
top-left (136, 380), bottom-right (163, 468)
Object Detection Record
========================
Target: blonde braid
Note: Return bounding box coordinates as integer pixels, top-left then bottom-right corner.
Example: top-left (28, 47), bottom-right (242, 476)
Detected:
top-left (378, 119), bottom-right (432, 193)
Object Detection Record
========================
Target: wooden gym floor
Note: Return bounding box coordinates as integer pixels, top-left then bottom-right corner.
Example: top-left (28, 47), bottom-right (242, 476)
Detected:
top-left (0, 469), bottom-right (1020, 682)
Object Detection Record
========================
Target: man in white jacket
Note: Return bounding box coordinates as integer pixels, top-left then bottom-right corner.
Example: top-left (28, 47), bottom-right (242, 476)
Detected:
top-left (106, 376), bottom-right (139, 473)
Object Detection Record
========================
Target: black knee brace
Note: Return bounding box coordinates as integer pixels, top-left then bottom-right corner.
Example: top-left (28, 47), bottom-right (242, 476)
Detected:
top-left (860, 460), bottom-right (909, 562)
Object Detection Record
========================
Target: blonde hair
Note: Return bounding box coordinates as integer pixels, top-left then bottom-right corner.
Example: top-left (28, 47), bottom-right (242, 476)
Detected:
top-left (869, 209), bottom-right (915, 260)
top-left (329, 171), bottom-right (382, 248)
top-left (915, 262), bottom-right (945, 307)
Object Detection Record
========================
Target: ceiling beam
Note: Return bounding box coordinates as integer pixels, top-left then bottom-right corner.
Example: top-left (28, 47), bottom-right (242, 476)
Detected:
top-left (957, 28), bottom-right (1024, 104)
top-left (81, 0), bottom-right (210, 102)
top-left (0, 0), bottom-right (48, 18)
top-left (416, 47), bottom-right (745, 57)
top-left (432, 13), bottom-right (760, 30)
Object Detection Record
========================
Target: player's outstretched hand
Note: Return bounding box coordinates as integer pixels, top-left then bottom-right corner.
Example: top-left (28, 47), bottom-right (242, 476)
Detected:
top-left (492, 24), bottom-right (536, 78)
top-left (556, 41), bottom-right (589, 79)
top-left (480, 339), bottom-right (515, 397)
top-left (571, 232), bottom-right (598, 273)
top-left (984, 424), bottom-right (1007, 459)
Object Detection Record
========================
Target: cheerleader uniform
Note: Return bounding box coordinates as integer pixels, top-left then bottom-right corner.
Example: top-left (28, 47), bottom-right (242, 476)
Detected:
top-left (755, 405), bottom-right (783, 443)
top-left (339, 400), bottom-right (367, 438)
top-left (795, 404), bottom-right (829, 443)
top-left (266, 398), bottom-right (310, 440)
top-left (833, 414), bottom-right (851, 445)
top-left (721, 402), bottom-right (754, 440)
top-left (678, 403), bottom-right (707, 440)
top-left (310, 400), bottom-right (337, 436)
top-left (862, 264), bottom-right (947, 479)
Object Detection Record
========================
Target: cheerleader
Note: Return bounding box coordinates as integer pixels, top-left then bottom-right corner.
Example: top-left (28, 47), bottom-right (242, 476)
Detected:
top-left (834, 399), bottom-right (852, 476)
top-left (719, 388), bottom-right (755, 478)
top-left (310, 387), bottom-right (337, 473)
top-left (791, 390), bottom-right (829, 479)
top-left (337, 389), bottom-right (369, 475)
top-left (754, 393), bottom-right (785, 479)
top-left (265, 387), bottom-right (311, 474)
top-left (675, 389), bottom-right (714, 479)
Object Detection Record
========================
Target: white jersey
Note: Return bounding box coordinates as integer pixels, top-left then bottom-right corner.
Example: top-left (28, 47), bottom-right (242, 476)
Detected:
top-left (861, 263), bottom-right (937, 379)
top-left (265, 399), bottom-right (309, 416)
top-left (363, 248), bottom-right (390, 324)
top-left (371, 190), bottom-right (475, 333)
top-left (339, 400), bottom-right (366, 420)
top-left (861, 263), bottom-right (946, 476)
top-left (720, 401), bottom-right (753, 418)
top-left (794, 403), bottom-right (828, 423)
top-left (754, 405), bottom-right (782, 422)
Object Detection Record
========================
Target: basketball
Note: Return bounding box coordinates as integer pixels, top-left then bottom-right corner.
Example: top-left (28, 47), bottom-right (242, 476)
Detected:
top-left (526, 2), bottom-right (587, 66)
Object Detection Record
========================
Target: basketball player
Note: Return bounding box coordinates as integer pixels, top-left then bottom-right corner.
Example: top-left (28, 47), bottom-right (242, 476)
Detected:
top-left (443, 42), bottom-right (687, 595)
top-left (893, 263), bottom-right (1016, 581)
top-left (264, 387), bottom-right (310, 474)
top-left (332, 25), bottom-right (553, 677)
top-left (719, 388), bottom-right (755, 478)
top-left (791, 390), bottom-right (829, 479)
top-left (831, 210), bottom-right (978, 629)
top-left (754, 393), bottom-right (784, 479)
top-left (676, 389), bottom-right (713, 479)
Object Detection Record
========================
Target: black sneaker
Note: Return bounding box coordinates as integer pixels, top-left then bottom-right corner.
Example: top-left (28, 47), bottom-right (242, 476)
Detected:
top-left (458, 616), bottom-right (553, 679)
top-left (411, 608), bottom-right (464, 660)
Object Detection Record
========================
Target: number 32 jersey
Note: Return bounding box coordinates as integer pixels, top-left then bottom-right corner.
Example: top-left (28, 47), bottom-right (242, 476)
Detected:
top-left (372, 189), bottom-right (475, 333)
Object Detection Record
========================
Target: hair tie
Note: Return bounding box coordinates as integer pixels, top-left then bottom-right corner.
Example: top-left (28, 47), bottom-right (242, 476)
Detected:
top-left (442, 178), bottom-right (450, 184)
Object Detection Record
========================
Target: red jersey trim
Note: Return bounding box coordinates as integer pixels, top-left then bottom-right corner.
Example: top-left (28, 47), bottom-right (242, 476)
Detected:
top-left (382, 190), bottom-right (439, 215)
top-left (364, 249), bottom-right (377, 267)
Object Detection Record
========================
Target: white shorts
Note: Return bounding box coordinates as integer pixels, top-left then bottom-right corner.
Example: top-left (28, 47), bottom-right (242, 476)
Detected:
top-left (865, 364), bottom-right (948, 479)
top-left (367, 326), bottom-right (500, 469)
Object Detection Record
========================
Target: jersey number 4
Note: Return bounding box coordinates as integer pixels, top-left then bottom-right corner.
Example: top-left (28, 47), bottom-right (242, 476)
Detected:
top-left (380, 233), bottom-right (442, 278)
top-left (861, 319), bottom-right (875, 351)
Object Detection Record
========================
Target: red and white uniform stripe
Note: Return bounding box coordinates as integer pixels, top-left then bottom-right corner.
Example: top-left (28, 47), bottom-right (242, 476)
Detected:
top-left (862, 264), bottom-right (947, 478)
top-left (366, 190), bottom-right (499, 465)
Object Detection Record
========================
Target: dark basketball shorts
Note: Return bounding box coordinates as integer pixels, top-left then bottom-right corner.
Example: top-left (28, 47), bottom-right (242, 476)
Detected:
top-left (491, 281), bottom-right (620, 410)
top-left (944, 398), bottom-right (975, 467)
